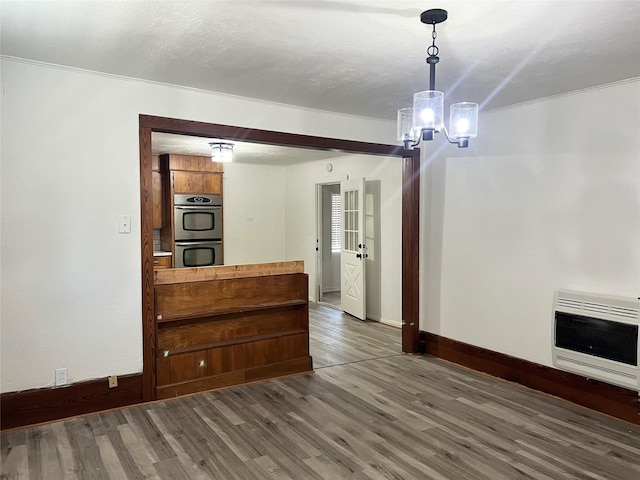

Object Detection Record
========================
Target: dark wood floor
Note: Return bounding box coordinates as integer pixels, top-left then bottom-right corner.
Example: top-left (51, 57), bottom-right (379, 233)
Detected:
top-left (2, 304), bottom-right (640, 479)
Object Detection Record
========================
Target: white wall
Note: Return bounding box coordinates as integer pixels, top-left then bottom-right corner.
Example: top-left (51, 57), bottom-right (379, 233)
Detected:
top-left (422, 80), bottom-right (640, 367)
top-left (284, 154), bottom-right (403, 326)
top-left (0, 58), bottom-right (396, 393)
top-left (8, 57), bottom-right (632, 394)
top-left (222, 162), bottom-right (286, 265)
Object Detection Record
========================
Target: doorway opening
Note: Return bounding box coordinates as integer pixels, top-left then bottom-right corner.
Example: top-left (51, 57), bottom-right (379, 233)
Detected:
top-left (139, 115), bottom-right (419, 401)
top-left (317, 182), bottom-right (342, 310)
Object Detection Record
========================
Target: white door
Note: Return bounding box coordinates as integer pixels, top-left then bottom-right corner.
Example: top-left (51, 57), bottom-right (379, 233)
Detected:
top-left (340, 177), bottom-right (366, 320)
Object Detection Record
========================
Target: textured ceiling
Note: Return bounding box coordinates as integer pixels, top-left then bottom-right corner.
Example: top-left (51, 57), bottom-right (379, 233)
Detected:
top-left (2, 0), bottom-right (639, 121)
top-left (152, 132), bottom-right (351, 165)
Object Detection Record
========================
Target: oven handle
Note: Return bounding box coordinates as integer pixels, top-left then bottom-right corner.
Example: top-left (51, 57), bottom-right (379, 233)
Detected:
top-left (174, 206), bottom-right (221, 210)
top-left (175, 241), bottom-right (222, 247)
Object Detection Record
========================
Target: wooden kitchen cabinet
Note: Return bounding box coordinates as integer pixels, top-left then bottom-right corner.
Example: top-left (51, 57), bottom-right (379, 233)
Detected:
top-left (161, 154), bottom-right (223, 195)
top-left (172, 171), bottom-right (222, 195)
top-left (153, 255), bottom-right (171, 270)
top-left (203, 172), bottom-right (222, 194)
top-left (163, 154), bottom-right (224, 173)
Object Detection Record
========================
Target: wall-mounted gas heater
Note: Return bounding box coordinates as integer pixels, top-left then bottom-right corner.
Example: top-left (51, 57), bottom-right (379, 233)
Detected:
top-left (552, 289), bottom-right (640, 391)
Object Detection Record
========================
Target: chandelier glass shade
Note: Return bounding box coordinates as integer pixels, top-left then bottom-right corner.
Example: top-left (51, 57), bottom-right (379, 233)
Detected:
top-left (413, 90), bottom-right (444, 133)
top-left (396, 107), bottom-right (417, 143)
top-left (449, 102), bottom-right (478, 145)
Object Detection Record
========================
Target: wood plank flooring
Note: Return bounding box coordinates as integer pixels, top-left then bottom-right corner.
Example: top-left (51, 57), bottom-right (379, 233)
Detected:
top-left (309, 304), bottom-right (399, 369)
top-left (318, 291), bottom-right (341, 310)
top-left (3, 304), bottom-right (640, 479)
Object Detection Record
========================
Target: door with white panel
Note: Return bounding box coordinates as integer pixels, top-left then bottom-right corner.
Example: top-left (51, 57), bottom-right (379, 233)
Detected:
top-left (340, 177), bottom-right (366, 320)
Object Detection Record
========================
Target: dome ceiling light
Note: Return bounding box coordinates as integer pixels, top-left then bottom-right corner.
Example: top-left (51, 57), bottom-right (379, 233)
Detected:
top-left (209, 140), bottom-right (234, 163)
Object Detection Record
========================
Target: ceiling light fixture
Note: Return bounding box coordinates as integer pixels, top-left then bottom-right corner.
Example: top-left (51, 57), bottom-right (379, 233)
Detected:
top-left (397, 8), bottom-right (478, 150)
top-left (209, 140), bottom-right (234, 163)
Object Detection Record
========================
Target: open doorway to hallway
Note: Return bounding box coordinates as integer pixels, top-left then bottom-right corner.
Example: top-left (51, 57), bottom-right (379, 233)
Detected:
top-left (315, 176), bottom-right (388, 324)
top-left (316, 182), bottom-right (342, 310)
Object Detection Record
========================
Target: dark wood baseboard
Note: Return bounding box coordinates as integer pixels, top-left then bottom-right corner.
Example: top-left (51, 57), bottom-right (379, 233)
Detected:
top-left (5, 333), bottom-right (638, 430)
top-left (1, 373), bottom-right (143, 430)
top-left (420, 331), bottom-right (640, 425)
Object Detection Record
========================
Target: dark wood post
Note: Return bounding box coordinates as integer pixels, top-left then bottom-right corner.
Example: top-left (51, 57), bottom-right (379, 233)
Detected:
top-left (402, 148), bottom-right (421, 353)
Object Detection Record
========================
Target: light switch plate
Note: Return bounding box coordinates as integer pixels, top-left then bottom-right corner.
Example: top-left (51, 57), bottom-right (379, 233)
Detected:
top-left (118, 215), bottom-right (131, 234)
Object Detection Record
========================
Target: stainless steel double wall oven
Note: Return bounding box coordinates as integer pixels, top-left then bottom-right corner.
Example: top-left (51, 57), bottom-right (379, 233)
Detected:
top-left (173, 194), bottom-right (223, 268)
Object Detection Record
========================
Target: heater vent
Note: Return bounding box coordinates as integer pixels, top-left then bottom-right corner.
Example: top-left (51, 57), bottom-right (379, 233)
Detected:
top-left (555, 295), bottom-right (639, 322)
top-left (552, 290), bottom-right (640, 391)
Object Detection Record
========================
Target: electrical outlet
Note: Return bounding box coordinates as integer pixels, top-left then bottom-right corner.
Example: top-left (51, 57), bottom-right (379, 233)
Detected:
top-left (55, 368), bottom-right (68, 386)
top-left (108, 376), bottom-right (118, 388)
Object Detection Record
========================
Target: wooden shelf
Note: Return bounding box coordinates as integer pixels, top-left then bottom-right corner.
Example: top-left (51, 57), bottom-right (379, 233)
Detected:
top-left (156, 300), bottom-right (307, 324)
top-left (156, 329), bottom-right (308, 357)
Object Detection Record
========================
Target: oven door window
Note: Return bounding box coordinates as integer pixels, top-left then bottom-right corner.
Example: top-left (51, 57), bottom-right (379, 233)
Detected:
top-left (182, 246), bottom-right (216, 267)
top-left (182, 211), bottom-right (215, 232)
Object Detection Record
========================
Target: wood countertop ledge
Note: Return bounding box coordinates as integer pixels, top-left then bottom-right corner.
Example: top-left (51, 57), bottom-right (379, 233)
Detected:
top-left (154, 260), bottom-right (304, 285)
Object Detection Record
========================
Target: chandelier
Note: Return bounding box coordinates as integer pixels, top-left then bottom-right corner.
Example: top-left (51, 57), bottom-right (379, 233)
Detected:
top-left (397, 8), bottom-right (478, 150)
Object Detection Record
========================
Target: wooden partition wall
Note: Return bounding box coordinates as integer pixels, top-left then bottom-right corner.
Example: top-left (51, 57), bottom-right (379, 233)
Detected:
top-left (154, 262), bottom-right (312, 399)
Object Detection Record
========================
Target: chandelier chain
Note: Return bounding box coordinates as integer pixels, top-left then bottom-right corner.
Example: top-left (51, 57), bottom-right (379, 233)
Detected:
top-left (427, 23), bottom-right (439, 57)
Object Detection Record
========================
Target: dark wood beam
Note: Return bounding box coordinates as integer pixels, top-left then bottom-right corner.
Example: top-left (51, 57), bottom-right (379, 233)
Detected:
top-left (139, 115), bottom-right (405, 157)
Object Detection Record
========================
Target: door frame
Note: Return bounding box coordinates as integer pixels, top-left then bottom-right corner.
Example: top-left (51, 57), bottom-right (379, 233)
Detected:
top-left (402, 151), bottom-right (421, 354)
top-left (139, 114), bottom-right (420, 401)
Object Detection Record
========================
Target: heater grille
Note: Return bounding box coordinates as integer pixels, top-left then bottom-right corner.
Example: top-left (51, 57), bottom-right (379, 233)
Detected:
top-left (555, 297), bottom-right (639, 320)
